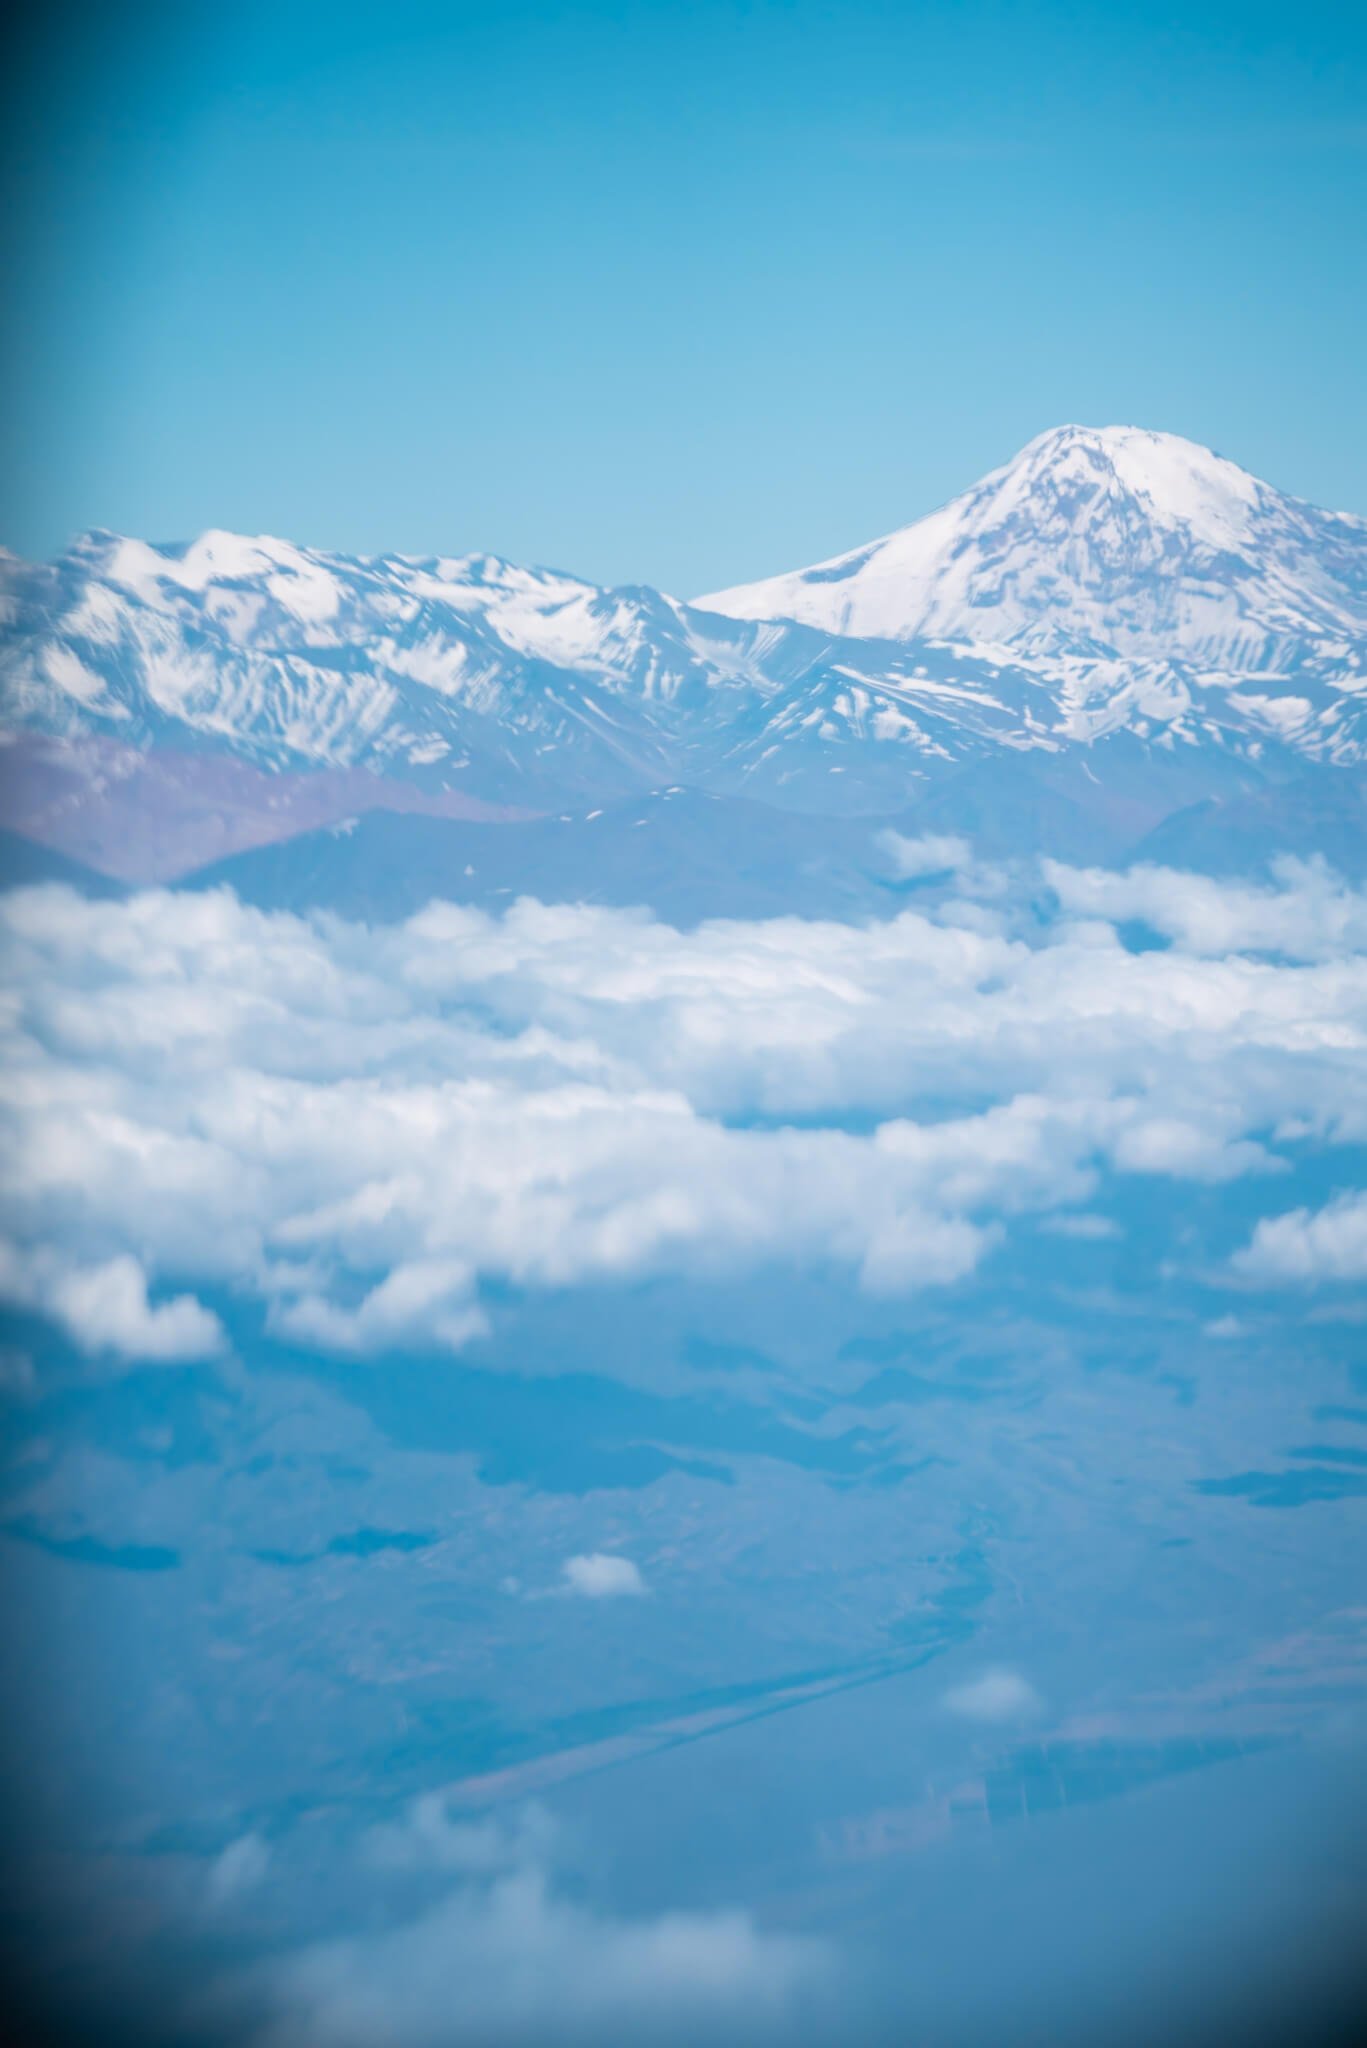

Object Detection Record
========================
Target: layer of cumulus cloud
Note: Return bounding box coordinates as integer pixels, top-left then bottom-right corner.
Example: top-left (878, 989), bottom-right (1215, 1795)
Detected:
top-left (2, 861), bottom-right (1365, 1364)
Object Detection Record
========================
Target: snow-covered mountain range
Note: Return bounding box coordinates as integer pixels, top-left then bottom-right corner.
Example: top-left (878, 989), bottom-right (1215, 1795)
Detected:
top-left (2, 425), bottom-right (1364, 879)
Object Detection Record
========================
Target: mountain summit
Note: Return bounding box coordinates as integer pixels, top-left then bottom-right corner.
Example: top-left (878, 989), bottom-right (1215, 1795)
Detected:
top-left (697, 425), bottom-right (1367, 666)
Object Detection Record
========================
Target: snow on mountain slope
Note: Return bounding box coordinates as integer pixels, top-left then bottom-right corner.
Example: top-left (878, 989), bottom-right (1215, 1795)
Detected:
top-left (0, 534), bottom-right (780, 801)
top-left (2, 426), bottom-right (1366, 871)
top-left (698, 425), bottom-right (1367, 682)
top-left (0, 528), bottom-right (1123, 809)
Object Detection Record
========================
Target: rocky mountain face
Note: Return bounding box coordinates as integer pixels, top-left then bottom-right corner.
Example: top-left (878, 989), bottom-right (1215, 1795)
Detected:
top-left (1, 426), bottom-right (1364, 883)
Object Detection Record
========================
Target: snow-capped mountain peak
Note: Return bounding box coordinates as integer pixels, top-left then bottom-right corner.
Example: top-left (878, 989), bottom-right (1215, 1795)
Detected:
top-left (695, 424), bottom-right (1367, 662)
top-left (981, 423), bottom-right (1263, 547)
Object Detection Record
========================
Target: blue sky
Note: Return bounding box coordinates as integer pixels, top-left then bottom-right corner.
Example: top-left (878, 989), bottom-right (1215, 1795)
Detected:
top-left (2, 0), bottom-right (1365, 591)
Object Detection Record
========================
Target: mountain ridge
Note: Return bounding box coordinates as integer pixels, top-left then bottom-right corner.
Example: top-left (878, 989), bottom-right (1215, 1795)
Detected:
top-left (2, 425), bottom-right (1364, 879)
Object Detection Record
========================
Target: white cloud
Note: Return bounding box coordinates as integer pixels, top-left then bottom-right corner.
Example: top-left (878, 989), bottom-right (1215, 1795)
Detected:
top-left (235, 1806), bottom-right (827, 2048)
top-left (943, 1668), bottom-right (1043, 1723)
top-left (562, 1553), bottom-right (647, 1598)
top-left (1232, 1191), bottom-right (1367, 1284)
top-left (49, 1254), bottom-right (226, 1362)
top-left (878, 829), bottom-right (972, 879)
top-left (2, 864), bottom-right (1365, 1359)
top-left (1042, 855), bottom-right (1367, 961)
top-left (857, 1211), bottom-right (995, 1294)
top-left (0, 1242), bottom-right (225, 1365)
top-left (272, 1258), bottom-right (487, 1356)
top-left (252, 1871), bottom-right (824, 2048)
top-left (1109, 1116), bottom-right (1273, 1182)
